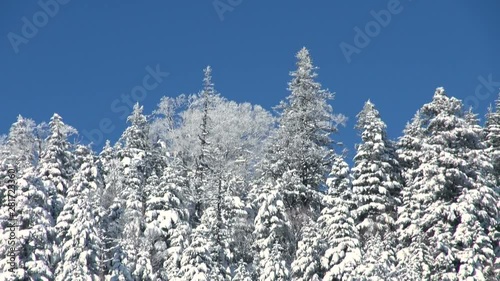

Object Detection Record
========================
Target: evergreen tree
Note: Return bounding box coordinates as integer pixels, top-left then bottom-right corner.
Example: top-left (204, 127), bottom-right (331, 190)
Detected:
top-left (484, 96), bottom-right (500, 275)
top-left (143, 162), bottom-right (191, 280)
top-left (253, 188), bottom-right (293, 281)
top-left (0, 166), bottom-right (55, 280)
top-left (352, 100), bottom-right (402, 236)
top-left (319, 155), bottom-right (361, 281)
top-left (54, 152), bottom-right (104, 280)
top-left (259, 48), bottom-right (345, 259)
top-left (262, 47), bottom-right (344, 191)
top-left (37, 113), bottom-right (77, 220)
top-left (350, 100), bottom-right (401, 278)
top-left (107, 104), bottom-right (152, 280)
top-left (395, 111), bottom-right (434, 280)
top-left (485, 94), bottom-right (500, 186)
top-left (177, 224), bottom-right (213, 281)
top-left (397, 88), bottom-right (498, 280)
top-left (5, 115), bottom-right (37, 170)
top-left (232, 260), bottom-right (253, 281)
top-left (291, 220), bottom-right (323, 281)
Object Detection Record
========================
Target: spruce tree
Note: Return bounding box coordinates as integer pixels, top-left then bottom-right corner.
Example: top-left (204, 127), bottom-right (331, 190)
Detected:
top-left (37, 113), bottom-right (76, 221)
top-left (54, 152), bottom-right (104, 280)
top-left (253, 188), bottom-right (293, 281)
top-left (397, 88), bottom-right (499, 279)
top-left (0, 166), bottom-right (55, 280)
top-left (319, 155), bottom-right (361, 281)
top-left (351, 100), bottom-right (401, 279)
top-left (291, 220), bottom-right (323, 281)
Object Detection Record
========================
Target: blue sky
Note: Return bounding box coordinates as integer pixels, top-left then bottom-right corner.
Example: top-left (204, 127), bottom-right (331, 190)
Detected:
top-left (1, 0), bottom-right (499, 160)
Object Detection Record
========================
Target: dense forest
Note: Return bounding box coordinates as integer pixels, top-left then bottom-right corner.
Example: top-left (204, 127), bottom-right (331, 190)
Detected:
top-left (0, 48), bottom-right (499, 281)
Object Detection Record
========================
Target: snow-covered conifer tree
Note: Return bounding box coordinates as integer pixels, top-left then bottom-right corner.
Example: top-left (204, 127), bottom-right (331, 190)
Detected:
top-left (253, 188), bottom-right (293, 281)
top-left (318, 155), bottom-right (361, 281)
top-left (396, 88), bottom-right (499, 280)
top-left (262, 47), bottom-right (344, 191)
top-left (37, 113), bottom-right (77, 220)
top-left (5, 115), bottom-right (37, 170)
top-left (232, 260), bottom-right (253, 281)
top-left (54, 151), bottom-right (104, 280)
top-left (143, 162), bottom-right (191, 280)
top-left (350, 100), bottom-right (402, 279)
top-left (291, 220), bottom-right (323, 281)
top-left (0, 166), bottom-right (55, 280)
top-left (177, 224), bottom-right (213, 281)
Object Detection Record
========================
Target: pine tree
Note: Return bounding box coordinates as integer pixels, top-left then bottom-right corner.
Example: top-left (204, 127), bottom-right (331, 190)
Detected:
top-left (319, 155), bottom-right (361, 281)
top-left (484, 96), bottom-right (500, 275)
top-left (108, 103), bottom-right (152, 280)
top-left (119, 158), bottom-right (146, 280)
top-left (259, 242), bottom-right (290, 281)
top-left (485, 94), bottom-right (500, 186)
top-left (54, 152), bottom-right (104, 280)
top-left (395, 111), bottom-right (434, 280)
top-left (352, 100), bottom-right (402, 236)
top-left (191, 66), bottom-right (218, 226)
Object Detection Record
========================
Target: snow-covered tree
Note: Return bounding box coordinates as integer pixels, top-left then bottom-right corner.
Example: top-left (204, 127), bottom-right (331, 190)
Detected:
top-left (259, 242), bottom-right (290, 281)
top-left (143, 162), bottom-right (191, 280)
top-left (37, 113), bottom-right (77, 221)
top-left (319, 155), bottom-right (361, 281)
top-left (106, 104), bottom-right (152, 280)
top-left (0, 166), bottom-right (55, 281)
top-left (5, 115), bottom-right (37, 170)
top-left (262, 47), bottom-right (345, 191)
top-left (253, 188), bottom-right (293, 281)
top-left (54, 151), bottom-right (104, 280)
top-left (291, 220), bottom-right (323, 281)
top-left (232, 260), bottom-right (253, 281)
top-left (485, 94), bottom-right (500, 186)
top-left (352, 100), bottom-right (402, 236)
top-left (396, 88), bottom-right (499, 280)
top-left (351, 100), bottom-right (402, 279)
top-left (177, 224), bottom-right (213, 281)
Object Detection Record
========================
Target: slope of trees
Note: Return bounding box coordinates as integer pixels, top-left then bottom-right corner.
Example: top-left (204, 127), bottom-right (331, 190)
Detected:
top-left (0, 48), bottom-right (499, 280)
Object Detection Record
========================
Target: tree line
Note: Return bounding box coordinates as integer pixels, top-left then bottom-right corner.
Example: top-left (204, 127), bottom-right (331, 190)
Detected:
top-left (0, 47), bottom-right (499, 280)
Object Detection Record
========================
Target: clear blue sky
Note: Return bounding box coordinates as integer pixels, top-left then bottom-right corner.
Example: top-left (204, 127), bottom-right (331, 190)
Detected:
top-left (1, 0), bottom-right (499, 160)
